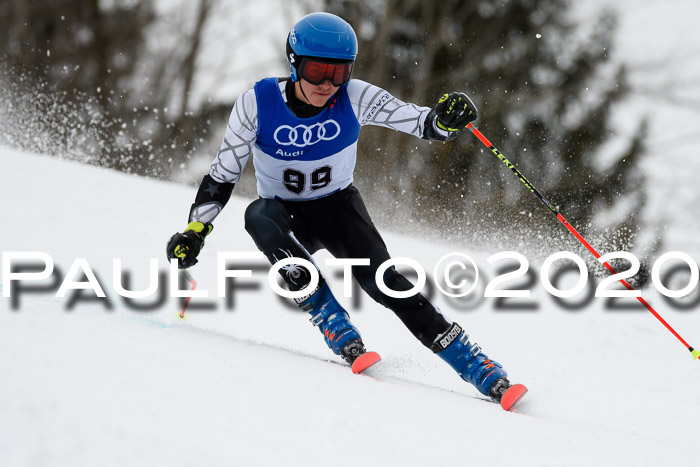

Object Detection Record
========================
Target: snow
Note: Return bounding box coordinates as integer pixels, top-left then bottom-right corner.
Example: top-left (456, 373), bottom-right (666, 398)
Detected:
top-left (2, 147), bottom-right (699, 466)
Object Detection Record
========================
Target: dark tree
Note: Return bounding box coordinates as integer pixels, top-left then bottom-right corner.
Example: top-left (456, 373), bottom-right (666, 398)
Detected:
top-left (322, 0), bottom-right (656, 263)
top-left (0, 0), bottom-right (228, 180)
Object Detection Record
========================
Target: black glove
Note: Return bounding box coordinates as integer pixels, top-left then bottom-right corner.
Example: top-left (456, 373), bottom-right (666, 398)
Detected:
top-left (166, 221), bottom-right (213, 269)
top-left (434, 92), bottom-right (478, 133)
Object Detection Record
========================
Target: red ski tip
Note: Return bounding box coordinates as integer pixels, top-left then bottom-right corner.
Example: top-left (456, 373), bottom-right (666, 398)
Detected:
top-left (501, 384), bottom-right (528, 411)
top-left (351, 351), bottom-right (381, 374)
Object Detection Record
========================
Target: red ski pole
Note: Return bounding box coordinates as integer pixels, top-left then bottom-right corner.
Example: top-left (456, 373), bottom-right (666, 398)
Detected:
top-left (178, 269), bottom-right (197, 320)
top-left (466, 123), bottom-right (699, 360)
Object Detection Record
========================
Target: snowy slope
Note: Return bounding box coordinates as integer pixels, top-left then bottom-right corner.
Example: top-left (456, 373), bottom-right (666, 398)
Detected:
top-left (1, 147), bottom-right (699, 467)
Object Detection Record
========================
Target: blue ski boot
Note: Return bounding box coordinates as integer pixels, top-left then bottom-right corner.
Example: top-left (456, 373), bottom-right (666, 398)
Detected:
top-left (298, 282), bottom-right (366, 365)
top-left (433, 323), bottom-right (510, 399)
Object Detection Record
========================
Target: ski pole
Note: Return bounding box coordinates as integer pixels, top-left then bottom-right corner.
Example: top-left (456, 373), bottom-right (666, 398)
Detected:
top-left (466, 122), bottom-right (699, 360)
top-left (178, 269), bottom-right (197, 320)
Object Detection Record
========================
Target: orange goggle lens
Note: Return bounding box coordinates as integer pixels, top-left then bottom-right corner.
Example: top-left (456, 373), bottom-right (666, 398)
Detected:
top-left (300, 59), bottom-right (353, 86)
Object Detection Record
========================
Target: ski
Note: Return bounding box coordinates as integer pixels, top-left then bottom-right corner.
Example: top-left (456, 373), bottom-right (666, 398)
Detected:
top-left (499, 383), bottom-right (528, 411)
top-left (350, 352), bottom-right (525, 411)
top-left (489, 378), bottom-right (528, 411)
top-left (170, 311), bottom-right (518, 409)
top-left (351, 351), bottom-right (381, 374)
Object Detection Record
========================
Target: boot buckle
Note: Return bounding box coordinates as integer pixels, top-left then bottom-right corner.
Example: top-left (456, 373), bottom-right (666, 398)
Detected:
top-left (309, 313), bottom-right (324, 326)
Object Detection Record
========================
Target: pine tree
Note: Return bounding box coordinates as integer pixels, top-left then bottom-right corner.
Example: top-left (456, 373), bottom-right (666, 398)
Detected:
top-left (0, 0), bottom-right (223, 181)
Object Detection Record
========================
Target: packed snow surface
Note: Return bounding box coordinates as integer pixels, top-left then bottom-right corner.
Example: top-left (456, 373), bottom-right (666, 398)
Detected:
top-left (2, 147), bottom-right (699, 466)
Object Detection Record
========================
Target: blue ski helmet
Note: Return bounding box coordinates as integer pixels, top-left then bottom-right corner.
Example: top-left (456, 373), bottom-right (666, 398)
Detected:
top-left (287, 12), bottom-right (358, 83)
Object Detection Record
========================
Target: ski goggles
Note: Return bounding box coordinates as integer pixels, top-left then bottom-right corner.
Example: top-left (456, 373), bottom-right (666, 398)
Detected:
top-left (299, 58), bottom-right (354, 86)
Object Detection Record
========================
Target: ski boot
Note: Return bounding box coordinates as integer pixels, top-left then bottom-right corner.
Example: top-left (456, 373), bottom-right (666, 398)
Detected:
top-left (433, 323), bottom-right (510, 399)
top-left (298, 282), bottom-right (380, 373)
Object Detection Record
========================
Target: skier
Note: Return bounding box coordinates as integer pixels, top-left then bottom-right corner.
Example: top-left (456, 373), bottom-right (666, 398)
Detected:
top-left (167, 12), bottom-right (519, 403)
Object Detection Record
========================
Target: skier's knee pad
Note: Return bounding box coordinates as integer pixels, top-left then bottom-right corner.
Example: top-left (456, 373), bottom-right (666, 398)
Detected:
top-left (244, 198), bottom-right (290, 247)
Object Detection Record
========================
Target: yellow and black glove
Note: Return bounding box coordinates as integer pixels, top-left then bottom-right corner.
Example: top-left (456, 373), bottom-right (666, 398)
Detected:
top-left (434, 92), bottom-right (478, 134)
top-left (166, 221), bottom-right (213, 269)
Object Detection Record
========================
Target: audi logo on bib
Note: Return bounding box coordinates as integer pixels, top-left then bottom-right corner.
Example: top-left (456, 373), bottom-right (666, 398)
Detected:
top-left (274, 120), bottom-right (341, 148)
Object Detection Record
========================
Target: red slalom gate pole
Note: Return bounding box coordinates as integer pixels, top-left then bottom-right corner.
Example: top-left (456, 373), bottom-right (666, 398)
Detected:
top-left (466, 123), bottom-right (699, 360)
